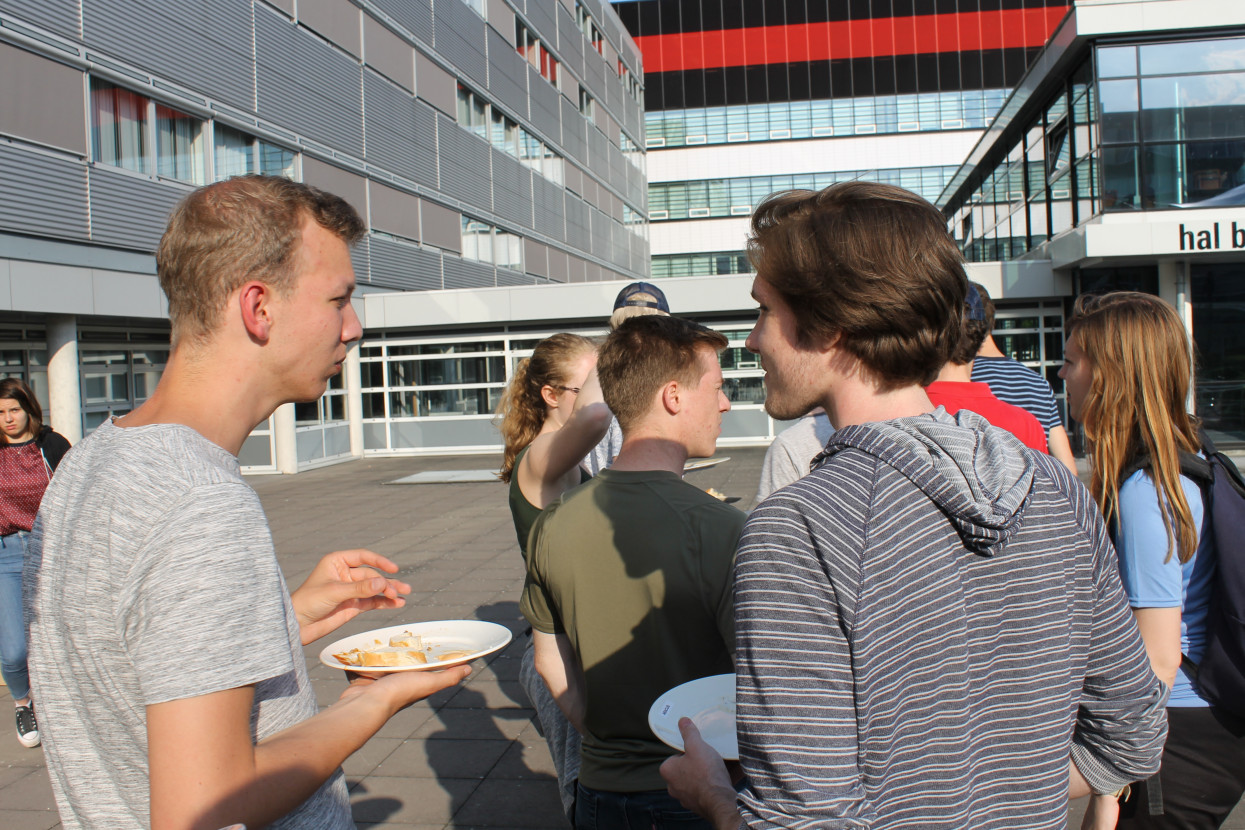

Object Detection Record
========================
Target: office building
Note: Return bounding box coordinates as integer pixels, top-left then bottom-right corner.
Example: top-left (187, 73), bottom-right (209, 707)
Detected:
top-left (939, 0), bottom-right (1245, 445)
top-left (0, 0), bottom-right (649, 470)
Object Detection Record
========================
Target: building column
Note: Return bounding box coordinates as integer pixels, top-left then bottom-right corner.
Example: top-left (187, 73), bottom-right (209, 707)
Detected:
top-left (46, 314), bottom-right (82, 445)
top-left (344, 341), bottom-right (363, 458)
top-left (272, 402), bottom-right (299, 474)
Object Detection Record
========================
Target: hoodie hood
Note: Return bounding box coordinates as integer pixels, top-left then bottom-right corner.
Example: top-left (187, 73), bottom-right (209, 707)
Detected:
top-left (814, 407), bottom-right (1037, 556)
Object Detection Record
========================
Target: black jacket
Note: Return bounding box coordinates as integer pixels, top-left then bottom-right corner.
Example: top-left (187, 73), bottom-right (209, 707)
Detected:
top-left (34, 425), bottom-right (71, 472)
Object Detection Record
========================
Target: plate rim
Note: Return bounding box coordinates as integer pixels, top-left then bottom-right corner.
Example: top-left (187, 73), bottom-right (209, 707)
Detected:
top-left (647, 672), bottom-right (737, 760)
top-left (318, 619), bottom-right (513, 673)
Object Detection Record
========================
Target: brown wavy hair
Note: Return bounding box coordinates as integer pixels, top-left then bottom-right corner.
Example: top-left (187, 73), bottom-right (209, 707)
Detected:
top-left (0, 377), bottom-right (42, 442)
top-left (748, 181), bottom-right (966, 390)
top-left (495, 333), bottom-right (597, 482)
top-left (1067, 291), bottom-right (1200, 563)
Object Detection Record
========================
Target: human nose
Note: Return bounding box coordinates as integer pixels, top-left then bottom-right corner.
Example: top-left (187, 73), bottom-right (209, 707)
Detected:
top-left (719, 391), bottom-right (731, 412)
top-left (343, 301), bottom-right (363, 344)
top-left (1057, 364), bottom-right (1067, 379)
top-left (744, 327), bottom-right (759, 355)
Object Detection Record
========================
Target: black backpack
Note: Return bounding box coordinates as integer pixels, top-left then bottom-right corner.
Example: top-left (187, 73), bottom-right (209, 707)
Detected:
top-left (1120, 431), bottom-right (1245, 717)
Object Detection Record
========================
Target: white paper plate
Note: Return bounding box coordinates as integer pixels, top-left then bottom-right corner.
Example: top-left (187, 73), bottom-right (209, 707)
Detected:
top-left (647, 673), bottom-right (737, 760)
top-left (319, 620), bottom-right (512, 672)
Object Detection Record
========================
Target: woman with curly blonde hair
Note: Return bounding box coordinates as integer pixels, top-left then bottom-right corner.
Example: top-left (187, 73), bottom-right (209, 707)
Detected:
top-left (495, 331), bottom-right (611, 822)
top-left (1061, 291), bottom-right (1245, 828)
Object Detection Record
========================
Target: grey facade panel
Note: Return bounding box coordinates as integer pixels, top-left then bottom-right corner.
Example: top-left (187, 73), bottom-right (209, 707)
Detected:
top-left (0, 144), bottom-right (88, 242)
top-left (486, 28), bottom-right (527, 117)
top-left (255, 7), bottom-right (363, 156)
top-left (82, 0), bottom-right (254, 111)
top-left (588, 205), bottom-right (608, 259)
top-left (442, 255), bottom-right (494, 289)
top-left (560, 97), bottom-right (587, 166)
top-left (351, 234), bottom-right (371, 284)
top-left (564, 195), bottom-right (589, 253)
top-left (532, 176), bottom-right (563, 241)
top-left (587, 126), bottom-right (608, 175)
top-left (0, 0), bottom-right (80, 39)
top-left (522, 0), bottom-right (556, 44)
top-left (490, 150), bottom-right (532, 229)
top-left (0, 43), bottom-right (87, 155)
top-left (363, 71), bottom-right (438, 188)
top-left (495, 267), bottom-right (532, 287)
top-left (582, 49), bottom-right (607, 104)
top-left (608, 141), bottom-right (627, 194)
top-left (433, 0), bottom-right (487, 91)
top-left (416, 49), bottom-right (457, 117)
top-left (528, 70), bottom-right (560, 137)
top-left (622, 91), bottom-right (639, 139)
top-left (371, 0), bottom-right (433, 43)
top-left (555, 3), bottom-right (582, 79)
top-left (370, 236), bottom-right (442, 290)
top-left (364, 14), bottom-right (414, 90)
top-left (88, 166), bottom-right (186, 251)
top-left (299, 0), bottom-right (361, 57)
top-left (436, 115), bottom-right (492, 211)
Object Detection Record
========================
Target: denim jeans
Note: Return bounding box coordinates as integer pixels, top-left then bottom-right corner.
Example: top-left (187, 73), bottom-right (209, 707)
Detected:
top-left (0, 532), bottom-right (30, 701)
top-left (575, 783), bottom-right (714, 830)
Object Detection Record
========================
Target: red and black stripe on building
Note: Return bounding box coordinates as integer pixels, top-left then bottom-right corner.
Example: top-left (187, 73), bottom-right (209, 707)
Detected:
top-left (611, 0), bottom-right (1070, 111)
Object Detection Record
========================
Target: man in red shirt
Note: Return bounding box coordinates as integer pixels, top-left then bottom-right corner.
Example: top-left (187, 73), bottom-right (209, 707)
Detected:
top-left (925, 285), bottom-right (1048, 452)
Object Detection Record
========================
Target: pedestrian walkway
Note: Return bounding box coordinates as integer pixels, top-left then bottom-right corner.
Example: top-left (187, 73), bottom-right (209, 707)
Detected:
top-left (1, 447), bottom-right (1241, 829)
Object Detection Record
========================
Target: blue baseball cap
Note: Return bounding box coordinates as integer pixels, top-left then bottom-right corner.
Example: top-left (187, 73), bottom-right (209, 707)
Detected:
top-left (613, 282), bottom-right (670, 313)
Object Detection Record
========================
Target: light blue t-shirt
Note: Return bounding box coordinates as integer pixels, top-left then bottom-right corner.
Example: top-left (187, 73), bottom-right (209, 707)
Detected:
top-left (1114, 467), bottom-right (1216, 707)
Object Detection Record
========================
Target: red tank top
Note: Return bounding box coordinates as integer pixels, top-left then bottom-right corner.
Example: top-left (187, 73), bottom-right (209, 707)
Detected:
top-left (0, 440), bottom-right (51, 535)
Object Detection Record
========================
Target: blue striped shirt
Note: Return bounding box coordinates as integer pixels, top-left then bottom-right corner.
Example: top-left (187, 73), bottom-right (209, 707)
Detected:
top-left (735, 411), bottom-right (1166, 829)
top-left (972, 356), bottom-right (1063, 433)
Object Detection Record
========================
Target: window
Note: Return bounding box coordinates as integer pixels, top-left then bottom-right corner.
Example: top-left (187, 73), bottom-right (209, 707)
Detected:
top-left (213, 124), bottom-right (296, 180)
top-left (519, 128), bottom-right (564, 185)
top-left (91, 80), bottom-right (149, 174)
top-left (459, 0), bottom-right (485, 18)
top-left (456, 84), bottom-right (488, 140)
top-left (516, 21), bottom-right (559, 85)
top-left (461, 216), bottom-right (524, 271)
top-left (490, 109), bottom-right (519, 157)
top-left (579, 87), bottom-right (595, 122)
top-left (577, 3), bottom-right (604, 55)
top-left (91, 79), bottom-right (205, 183)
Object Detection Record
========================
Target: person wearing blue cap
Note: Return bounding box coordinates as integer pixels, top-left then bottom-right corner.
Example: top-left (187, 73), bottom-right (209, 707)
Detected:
top-left (582, 282), bottom-right (673, 476)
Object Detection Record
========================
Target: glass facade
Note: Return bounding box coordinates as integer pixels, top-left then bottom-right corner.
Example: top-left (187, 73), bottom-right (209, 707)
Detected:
top-left (646, 89), bottom-right (1010, 149)
top-left (652, 166), bottom-right (958, 222)
top-left (949, 35), bottom-right (1245, 263)
top-left (1192, 263), bottom-right (1245, 444)
top-left (1099, 39), bottom-right (1245, 209)
top-left (651, 251), bottom-right (751, 279)
top-left (78, 329), bottom-right (168, 434)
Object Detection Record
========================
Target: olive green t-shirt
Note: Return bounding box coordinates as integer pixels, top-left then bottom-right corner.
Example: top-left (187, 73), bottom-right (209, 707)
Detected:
top-left (521, 469), bottom-right (744, 792)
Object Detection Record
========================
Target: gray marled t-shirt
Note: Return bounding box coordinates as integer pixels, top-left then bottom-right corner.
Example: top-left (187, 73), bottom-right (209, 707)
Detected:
top-left (25, 420), bottom-right (352, 829)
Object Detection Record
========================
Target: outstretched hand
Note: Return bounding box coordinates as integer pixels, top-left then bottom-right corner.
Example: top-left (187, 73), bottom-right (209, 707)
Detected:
top-left (659, 718), bottom-right (742, 830)
top-left (292, 549), bottom-right (410, 645)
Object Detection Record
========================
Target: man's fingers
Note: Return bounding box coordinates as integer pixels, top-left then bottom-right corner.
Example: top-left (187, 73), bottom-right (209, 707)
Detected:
top-left (678, 716), bottom-right (706, 748)
top-left (330, 548), bottom-right (400, 574)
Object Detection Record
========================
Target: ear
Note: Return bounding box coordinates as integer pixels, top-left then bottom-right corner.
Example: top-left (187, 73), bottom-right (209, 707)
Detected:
top-left (239, 281), bottom-right (273, 342)
top-left (660, 380), bottom-right (681, 416)
top-left (540, 384), bottom-right (561, 409)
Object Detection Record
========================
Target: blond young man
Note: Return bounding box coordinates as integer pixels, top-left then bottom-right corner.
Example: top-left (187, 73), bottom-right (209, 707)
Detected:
top-left (26, 176), bottom-right (468, 830)
top-left (522, 314), bottom-right (745, 829)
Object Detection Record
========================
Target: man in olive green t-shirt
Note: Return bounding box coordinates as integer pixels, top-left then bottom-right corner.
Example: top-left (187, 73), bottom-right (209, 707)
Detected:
top-left (521, 315), bottom-right (746, 829)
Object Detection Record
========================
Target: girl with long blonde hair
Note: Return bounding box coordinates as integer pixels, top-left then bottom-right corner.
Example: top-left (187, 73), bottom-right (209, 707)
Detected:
top-left (1060, 291), bottom-right (1245, 828)
top-left (495, 331), bottom-right (611, 823)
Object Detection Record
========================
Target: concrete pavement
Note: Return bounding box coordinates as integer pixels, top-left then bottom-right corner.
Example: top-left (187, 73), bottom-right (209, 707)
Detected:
top-left (0, 446), bottom-right (1241, 829)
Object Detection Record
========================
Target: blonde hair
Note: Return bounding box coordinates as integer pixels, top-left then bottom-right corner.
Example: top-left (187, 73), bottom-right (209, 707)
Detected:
top-left (1067, 292), bottom-right (1200, 563)
top-left (608, 295), bottom-right (667, 330)
top-left (157, 175), bottom-right (364, 346)
top-left (495, 333), bottom-right (596, 482)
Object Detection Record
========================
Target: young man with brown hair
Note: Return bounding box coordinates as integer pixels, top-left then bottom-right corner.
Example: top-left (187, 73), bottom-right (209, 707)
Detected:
top-left (522, 314), bottom-right (745, 829)
top-left (661, 182), bottom-right (1167, 829)
top-left (26, 176), bottom-right (469, 830)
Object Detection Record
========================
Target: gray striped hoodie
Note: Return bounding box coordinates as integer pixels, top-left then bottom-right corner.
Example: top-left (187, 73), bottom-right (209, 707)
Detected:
top-left (736, 408), bottom-right (1166, 829)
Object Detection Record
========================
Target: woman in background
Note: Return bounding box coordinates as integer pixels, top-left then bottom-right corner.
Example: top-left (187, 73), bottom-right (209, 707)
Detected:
top-left (496, 332), bottom-right (611, 823)
top-left (1061, 292), bottom-right (1245, 828)
top-left (0, 378), bottom-right (70, 749)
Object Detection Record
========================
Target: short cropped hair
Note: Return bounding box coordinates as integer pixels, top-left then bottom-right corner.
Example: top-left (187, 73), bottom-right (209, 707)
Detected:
top-left (156, 175), bottom-right (365, 345)
top-left (748, 181), bottom-right (967, 389)
top-left (949, 283), bottom-right (992, 365)
top-left (598, 315), bottom-right (728, 431)
top-left (975, 281), bottom-right (997, 332)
